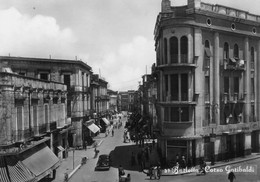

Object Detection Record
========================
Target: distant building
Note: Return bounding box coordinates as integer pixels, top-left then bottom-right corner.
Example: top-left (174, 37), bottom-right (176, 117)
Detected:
top-left (107, 89), bottom-right (118, 113)
top-left (0, 64), bottom-right (67, 181)
top-left (154, 0), bottom-right (260, 165)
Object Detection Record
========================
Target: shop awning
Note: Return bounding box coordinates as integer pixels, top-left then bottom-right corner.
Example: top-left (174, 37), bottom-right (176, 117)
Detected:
top-left (5, 155), bottom-right (35, 182)
top-left (19, 143), bottom-right (60, 181)
top-left (101, 118), bottom-right (110, 125)
top-left (0, 156), bottom-right (11, 182)
top-left (87, 123), bottom-right (100, 133)
top-left (57, 146), bottom-right (65, 152)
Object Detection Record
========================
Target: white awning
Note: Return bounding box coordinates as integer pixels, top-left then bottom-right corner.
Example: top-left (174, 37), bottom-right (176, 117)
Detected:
top-left (87, 123), bottom-right (100, 133)
top-left (57, 146), bottom-right (65, 152)
top-left (102, 118), bottom-right (110, 125)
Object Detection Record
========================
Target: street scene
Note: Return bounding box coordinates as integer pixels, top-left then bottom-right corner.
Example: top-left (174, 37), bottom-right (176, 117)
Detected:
top-left (1, 0), bottom-right (260, 182)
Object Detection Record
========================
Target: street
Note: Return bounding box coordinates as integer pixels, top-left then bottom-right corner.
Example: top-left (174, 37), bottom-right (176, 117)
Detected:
top-left (69, 116), bottom-right (260, 182)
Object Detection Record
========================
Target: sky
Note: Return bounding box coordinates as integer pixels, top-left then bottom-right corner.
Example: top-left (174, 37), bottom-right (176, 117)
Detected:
top-left (0, 0), bottom-right (259, 91)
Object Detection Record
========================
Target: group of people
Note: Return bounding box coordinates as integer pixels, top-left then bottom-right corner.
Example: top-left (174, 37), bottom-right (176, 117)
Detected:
top-left (118, 165), bottom-right (131, 182)
top-left (148, 165), bottom-right (161, 180)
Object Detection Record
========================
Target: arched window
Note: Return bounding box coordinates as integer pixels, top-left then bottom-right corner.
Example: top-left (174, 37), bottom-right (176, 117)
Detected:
top-left (164, 38), bottom-right (168, 64)
top-left (170, 36), bottom-right (178, 64)
top-left (234, 44), bottom-right (239, 58)
top-left (180, 36), bottom-right (188, 63)
top-left (224, 42), bottom-right (229, 59)
top-left (251, 47), bottom-right (255, 69)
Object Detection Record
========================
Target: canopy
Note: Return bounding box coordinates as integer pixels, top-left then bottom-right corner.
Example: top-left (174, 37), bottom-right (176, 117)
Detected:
top-left (101, 118), bottom-right (110, 125)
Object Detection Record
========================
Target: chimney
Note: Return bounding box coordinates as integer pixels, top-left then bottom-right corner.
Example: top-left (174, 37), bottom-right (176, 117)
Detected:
top-left (161, 0), bottom-right (171, 12)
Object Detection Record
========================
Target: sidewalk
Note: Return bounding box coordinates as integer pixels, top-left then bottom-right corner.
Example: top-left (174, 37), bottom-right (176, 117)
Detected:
top-left (161, 153), bottom-right (260, 176)
top-left (50, 136), bottom-right (104, 182)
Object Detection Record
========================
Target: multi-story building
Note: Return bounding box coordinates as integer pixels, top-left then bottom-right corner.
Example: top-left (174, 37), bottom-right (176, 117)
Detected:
top-left (154, 0), bottom-right (260, 165)
top-left (107, 89), bottom-right (118, 113)
top-left (90, 74), bottom-right (110, 133)
top-left (0, 63), bottom-right (68, 181)
top-left (119, 91), bottom-right (129, 111)
top-left (0, 56), bottom-right (92, 148)
top-left (128, 90), bottom-right (135, 112)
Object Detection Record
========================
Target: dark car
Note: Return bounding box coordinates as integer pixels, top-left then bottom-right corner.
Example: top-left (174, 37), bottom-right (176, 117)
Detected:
top-left (95, 154), bottom-right (110, 171)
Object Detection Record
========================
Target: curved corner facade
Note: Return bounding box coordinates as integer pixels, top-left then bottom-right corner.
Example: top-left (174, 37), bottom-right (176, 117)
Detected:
top-left (155, 0), bottom-right (260, 165)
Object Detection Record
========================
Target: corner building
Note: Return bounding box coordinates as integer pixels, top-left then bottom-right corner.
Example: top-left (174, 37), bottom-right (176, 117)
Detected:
top-left (154, 0), bottom-right (260, 165)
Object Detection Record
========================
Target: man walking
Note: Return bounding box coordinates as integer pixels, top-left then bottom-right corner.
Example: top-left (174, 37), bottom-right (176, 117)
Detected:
top-left (228, 171), bottom-right (236, 182)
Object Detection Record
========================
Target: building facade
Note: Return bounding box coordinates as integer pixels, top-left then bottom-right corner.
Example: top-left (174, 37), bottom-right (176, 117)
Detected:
top-left (154, 0), bottom-right (260, 165)
top-left (0, 56), bottom-right (92, 148)
top-left (0, 65), bottom-right (68, 181)
top-left (90, 74), bottom-right (110, 133)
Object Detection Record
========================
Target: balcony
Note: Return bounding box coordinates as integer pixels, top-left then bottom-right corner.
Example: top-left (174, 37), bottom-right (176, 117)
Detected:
top-left (223, 58), bottom-right (245, 71)
top-left (157, 54), bottom-right (197, 70)
top-left (223, 93), bottom-right (245, 103)
top-left (13, 129), bottom-right (34, 142)
top-left (160, 93), bottom-right (197, 105)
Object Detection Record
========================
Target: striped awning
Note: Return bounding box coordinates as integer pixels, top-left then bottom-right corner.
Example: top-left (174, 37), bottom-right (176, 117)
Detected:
top-left (5, 156), bottom-right (35, 182)
top-left (0, 156), bottom-right (10, 182)
top-left (0, 155), bottom-right (35, 182)
top-left (19, 143), bottom-right (60, 181)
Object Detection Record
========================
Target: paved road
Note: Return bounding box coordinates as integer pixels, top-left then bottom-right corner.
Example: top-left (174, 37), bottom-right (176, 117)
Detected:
top-left (70, 116), bottom-right (260, 182)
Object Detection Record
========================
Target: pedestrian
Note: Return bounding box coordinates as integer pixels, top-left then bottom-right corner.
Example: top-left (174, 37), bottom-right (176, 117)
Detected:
top-left (126, 173), bottom-right (131, 182)
top-left (228, 171), bottom-right (236, 182)
top-left (83, 141), bottom-right (87, 151)
top-left (157, 165), bottom-right (161, 179)
top-left (118, 165), bottom-right (125, 177)
top-left (180, 155), bottom-right (186, 169)
top-left (112, 129), bottom-right (114, 137)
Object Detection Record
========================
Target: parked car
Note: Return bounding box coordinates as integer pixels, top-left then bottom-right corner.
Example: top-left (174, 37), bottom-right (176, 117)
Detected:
top-left (95, 154), bottom-right (110, 171)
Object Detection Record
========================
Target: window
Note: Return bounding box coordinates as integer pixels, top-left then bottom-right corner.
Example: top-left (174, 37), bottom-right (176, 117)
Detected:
top-left (252, 27), bottom-right (256, 34)
top-left (170, 74), bottom-right (178, 101)
top-left (170, 37), bottom-right (178, 63)
top-left (181, 74), bottom-right (188, 101)
top-left (164, 107), bottom-right (190, 122)
top-left (40, 73), bottom-right (48, 80)
top-left (168, 73), bottom-right (188, 101)
top-left (204, 106), bottom-right (210, 126)
top-left (251, 47), bottom-right (255, 69)
top-left (64, 74), bottom-right (71, 90)
top-left (165, 75), bottom-right (169, 100)
top-left (45, 105), bottom-right (48, 124)
top-left (180, 36), bottom-right (188, 63)
top-left (224, 42), bottom-right (229, 59)
top-left (205, 76), bottom-right (210, 102)
top-left (231, 23), bottom-right (236, 31)
top-left (17, 106), bottom-right (23, 130)
top-left (16, 106), bottom-right (23, 140)
top-left (206, 18), bottom-right (211, 26)
top-left (251, 104), bottom-right (255, 122)
top-left (224, 77), bottom-right (229, 93)
top-left (164, 38), bottom-right (168, 64)
top-left (234, 77), bottom-right (239, 94)
top-left (33, 105), bottom-right (38, 131)
top-left (204, 40), bottom-right (211, 68)
top-left (234, 44), bottom-right (239, 58)
top-left (251, 77), bottom-right (255, 101)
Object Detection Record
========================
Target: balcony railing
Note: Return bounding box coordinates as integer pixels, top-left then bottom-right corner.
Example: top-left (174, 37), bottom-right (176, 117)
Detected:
top-left (223, 93), bottom-right (245, 103)
top-left (224, 58), bottom-right (245, 70)
top-left (13, 129), bottom-right (34, 141)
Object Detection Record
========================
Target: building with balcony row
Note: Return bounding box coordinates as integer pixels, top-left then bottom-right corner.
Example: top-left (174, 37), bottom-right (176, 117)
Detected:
top-left (0, 64), bottom-right (68, 181)
top-left (0, 56), bottom-right (111, 151)
top-left (154, 0), bottom-right (260, 165)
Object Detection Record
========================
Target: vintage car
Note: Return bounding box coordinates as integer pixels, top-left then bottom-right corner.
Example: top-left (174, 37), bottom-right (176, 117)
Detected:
top-left (95, 154), bottom-right (110, 171)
